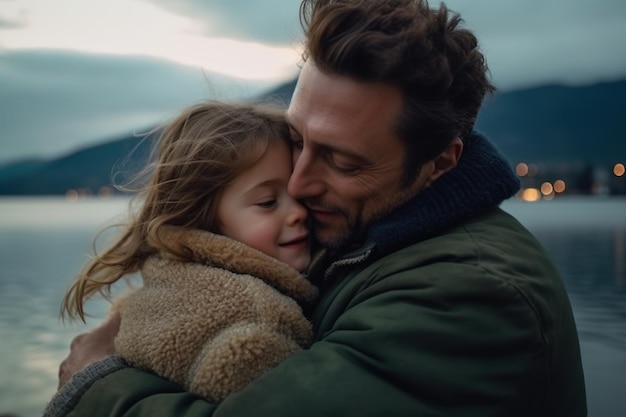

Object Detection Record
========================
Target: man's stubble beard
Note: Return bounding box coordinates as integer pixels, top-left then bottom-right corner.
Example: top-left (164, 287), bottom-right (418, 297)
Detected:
top-left (309, 183), bottom-right (420, 251)
top-left (305, 197), bottom-right (358, 251)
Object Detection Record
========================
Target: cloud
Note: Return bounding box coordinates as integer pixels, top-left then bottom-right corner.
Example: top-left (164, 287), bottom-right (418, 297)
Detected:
top-left (0, 0), bottom-right (301, 81)
top-left (0, 0), bottom-right (27, 30)
top-left (1, 0), bottom-right (626, 165)
top-left (0, 17), bottom-right (23, 30)
top-left (4, 0), bottom-right (626, 89)
top-left (0, 50), bottom-right (276, 163)
top-left (444, 0), bottom-right (626, 88)
top-left (147, 0), bottom-right (303, 44)
top-left (142, 0), bottom-right (626, 89)
top-left (483, 18), bottom-right (626, 90)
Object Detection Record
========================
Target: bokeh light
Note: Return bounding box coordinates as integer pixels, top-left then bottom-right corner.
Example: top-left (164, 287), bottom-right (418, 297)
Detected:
top-left (521, 188), bottom-right (541, 202)
top-left (541, 182), bottom-right (554, 195)
top-left (554, 180), bottom-right (567, 193)
top-left (516, 163), bottom-right (529, 177)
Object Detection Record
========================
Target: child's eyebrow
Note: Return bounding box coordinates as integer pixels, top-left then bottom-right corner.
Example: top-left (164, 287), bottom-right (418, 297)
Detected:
top-left (241, 179), bottom-right (285, 197)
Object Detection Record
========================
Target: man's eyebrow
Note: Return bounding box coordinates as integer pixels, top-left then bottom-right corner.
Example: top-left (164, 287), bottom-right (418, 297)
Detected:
top-left (285, 122), bottom-right (371, 165)
top-left (331, 146), bottom-right (372, 166)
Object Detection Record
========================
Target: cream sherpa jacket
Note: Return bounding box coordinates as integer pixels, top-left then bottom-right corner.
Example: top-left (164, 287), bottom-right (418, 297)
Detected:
top-left (112, 226), bottom-right (318, 402)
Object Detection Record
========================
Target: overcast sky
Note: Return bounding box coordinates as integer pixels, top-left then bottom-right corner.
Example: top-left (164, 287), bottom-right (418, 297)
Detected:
top-left (1, 0), bottom-right (626, 164)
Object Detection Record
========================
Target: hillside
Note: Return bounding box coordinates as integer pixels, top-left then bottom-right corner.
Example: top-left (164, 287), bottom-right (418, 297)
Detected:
top-left (0, 135), bottom-right (154, 195)
top-left (0, 78), bottom-right (624, 195)
top-left (477, 80), bottom-right (626, 165)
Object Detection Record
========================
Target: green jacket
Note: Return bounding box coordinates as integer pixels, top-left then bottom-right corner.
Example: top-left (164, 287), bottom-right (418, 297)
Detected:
top-left (44, 133), bottom-right (586, 417)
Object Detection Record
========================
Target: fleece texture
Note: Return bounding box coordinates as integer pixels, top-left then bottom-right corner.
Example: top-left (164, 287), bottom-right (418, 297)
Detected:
top-left (113, 226), bottom-right (318, 402)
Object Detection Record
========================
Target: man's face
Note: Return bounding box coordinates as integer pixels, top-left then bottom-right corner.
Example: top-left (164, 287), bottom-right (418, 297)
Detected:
top-left (286, 61), bottom-right (435, 250)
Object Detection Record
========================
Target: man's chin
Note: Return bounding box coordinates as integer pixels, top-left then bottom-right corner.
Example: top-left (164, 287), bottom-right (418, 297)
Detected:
top-left (314, 227), bottom-right (352, 251)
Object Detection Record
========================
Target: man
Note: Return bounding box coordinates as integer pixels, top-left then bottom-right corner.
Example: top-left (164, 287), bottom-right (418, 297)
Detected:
top-left (46, 1), bottom-right (586, 416)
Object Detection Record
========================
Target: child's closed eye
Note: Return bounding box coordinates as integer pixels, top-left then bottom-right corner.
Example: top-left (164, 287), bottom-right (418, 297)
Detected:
top-left (256, 199), bottom-right (277, 209)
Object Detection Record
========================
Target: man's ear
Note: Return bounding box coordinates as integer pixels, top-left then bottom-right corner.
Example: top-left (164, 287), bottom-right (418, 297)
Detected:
top-left (424, 137), bottom-right (463, 188)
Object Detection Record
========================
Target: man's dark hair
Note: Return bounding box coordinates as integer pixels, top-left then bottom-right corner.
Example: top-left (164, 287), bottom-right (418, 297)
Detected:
top-left (300, 0), bottom-right (496, 183)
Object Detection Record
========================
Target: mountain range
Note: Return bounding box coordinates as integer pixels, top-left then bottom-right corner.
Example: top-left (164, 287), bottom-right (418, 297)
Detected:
top-left (1, 78), bottom-right (624, 195)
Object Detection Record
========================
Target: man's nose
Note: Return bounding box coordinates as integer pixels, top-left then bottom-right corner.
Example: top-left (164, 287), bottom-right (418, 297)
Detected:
top-left (288, 150), bottom-right (325, 199)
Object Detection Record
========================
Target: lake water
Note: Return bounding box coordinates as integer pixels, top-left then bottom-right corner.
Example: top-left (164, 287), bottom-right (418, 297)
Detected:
top-left (0, 196), bottom-right (625, 417)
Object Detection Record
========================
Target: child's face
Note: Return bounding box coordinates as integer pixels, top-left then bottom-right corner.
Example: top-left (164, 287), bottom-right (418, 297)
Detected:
top-left (216, 140), bottom-right (311, 272)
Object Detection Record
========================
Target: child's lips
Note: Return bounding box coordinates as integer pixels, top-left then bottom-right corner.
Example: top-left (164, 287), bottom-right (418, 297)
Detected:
top-left (280, 234), bottom-right (309, 248)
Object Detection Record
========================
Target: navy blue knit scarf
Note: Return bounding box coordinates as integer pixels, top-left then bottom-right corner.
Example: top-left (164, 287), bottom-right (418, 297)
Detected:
top-left (366, 131), bottom-right (520, 255)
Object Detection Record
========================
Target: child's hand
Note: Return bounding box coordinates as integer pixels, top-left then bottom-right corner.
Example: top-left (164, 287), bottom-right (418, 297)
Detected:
top-left (58, 312), bottom-right (121, 388)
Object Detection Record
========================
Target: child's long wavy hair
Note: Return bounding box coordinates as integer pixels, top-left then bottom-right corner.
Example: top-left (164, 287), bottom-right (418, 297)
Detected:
top-left (62, 101), bottom-right (290, 322)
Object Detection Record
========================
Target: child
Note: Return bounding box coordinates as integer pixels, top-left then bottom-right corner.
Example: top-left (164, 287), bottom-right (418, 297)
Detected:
top-left (60, 101), bottom-right (318, 402)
